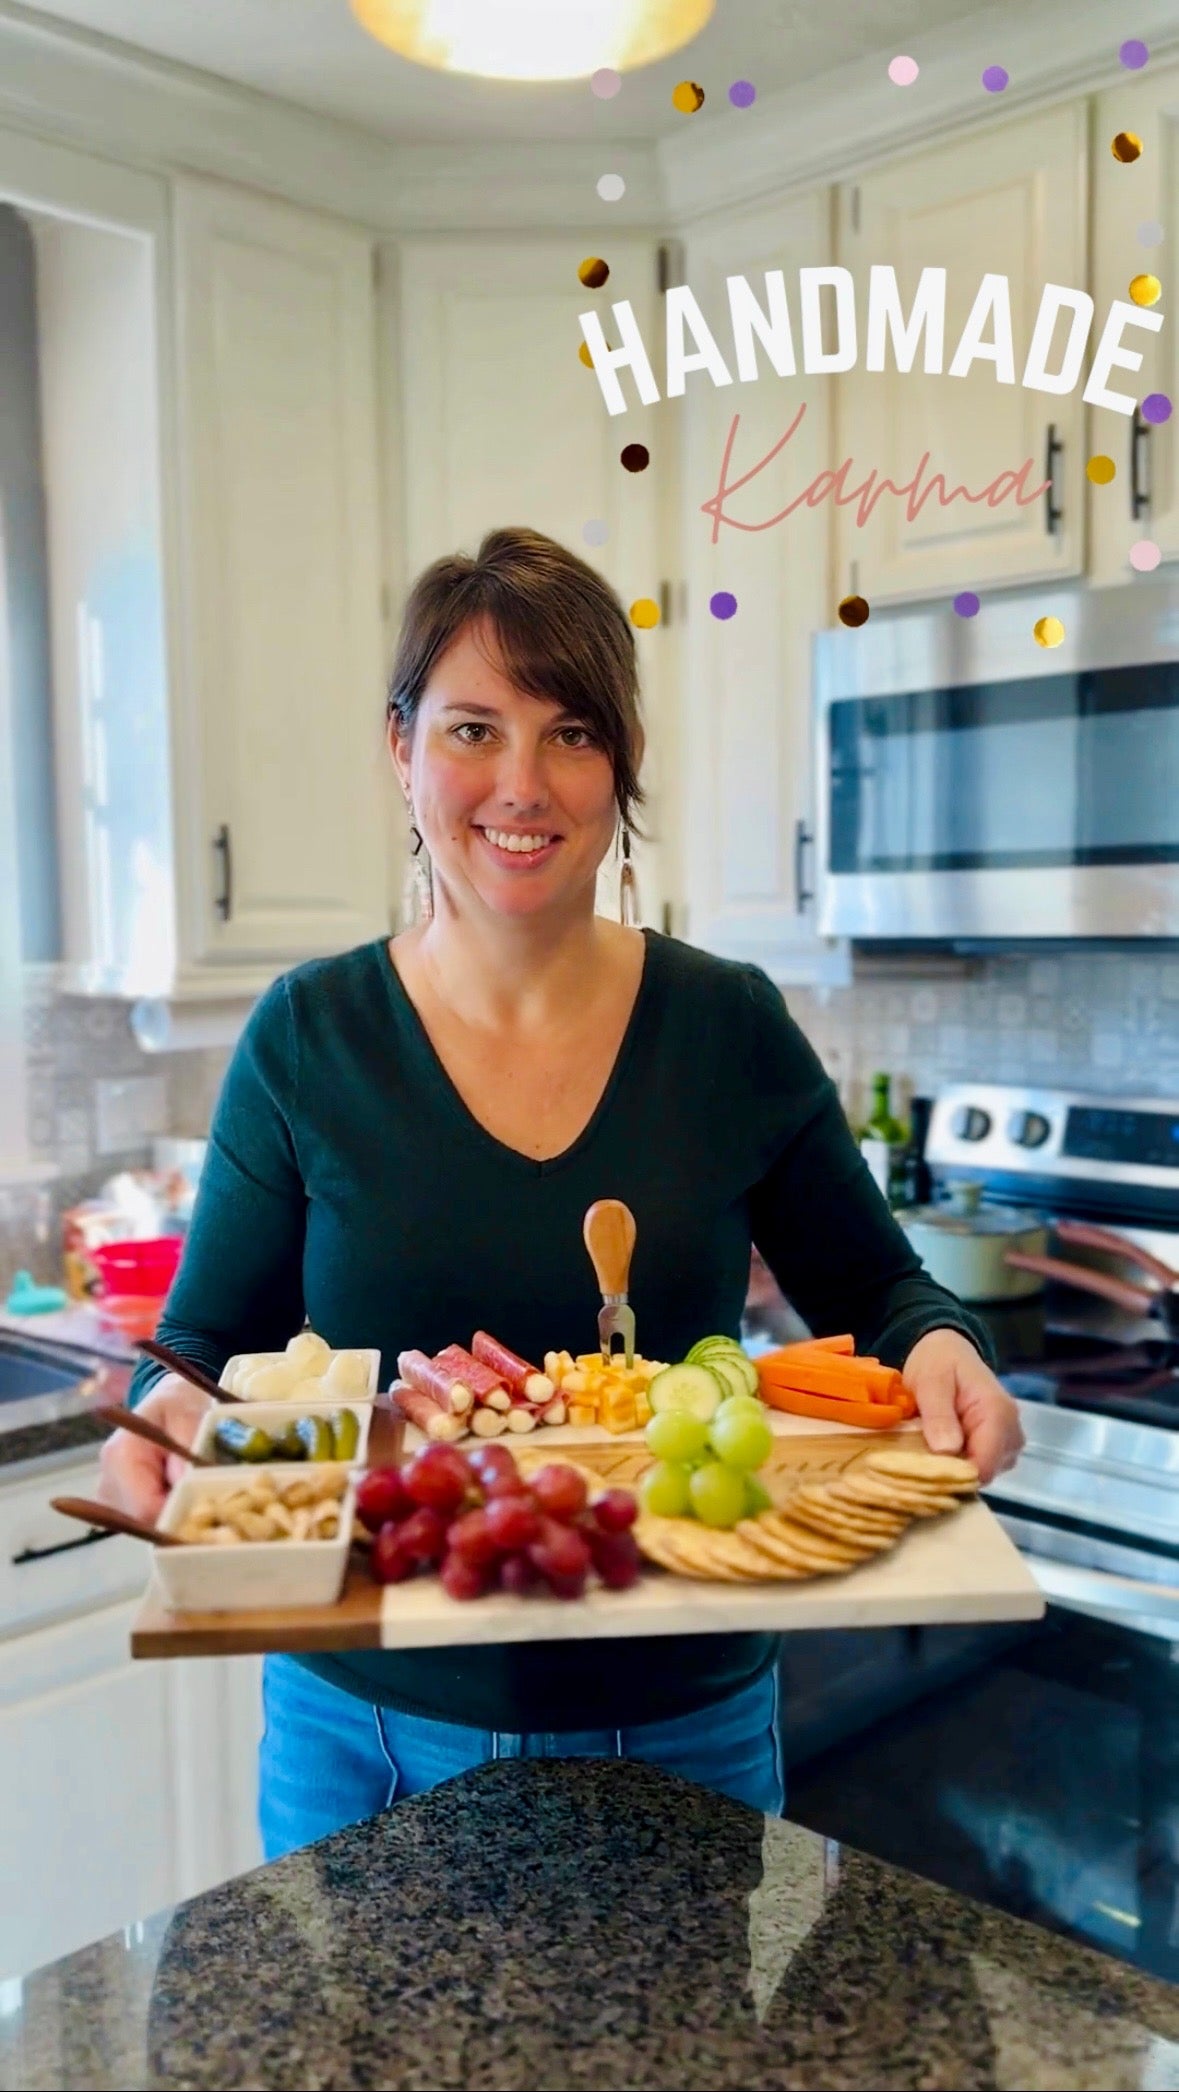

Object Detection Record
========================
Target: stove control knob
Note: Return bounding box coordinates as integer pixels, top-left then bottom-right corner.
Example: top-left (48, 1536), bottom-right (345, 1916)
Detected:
top-left (1008, 1110), bottom-right (1051, 1149)
top-left (951, 1105), bottom-right (992, 1142)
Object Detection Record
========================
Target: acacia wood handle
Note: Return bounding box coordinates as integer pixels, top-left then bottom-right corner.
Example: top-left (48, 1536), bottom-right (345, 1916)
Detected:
top-left (50, 1497), bottom-right (183, 1547)
top-left (583, 1201), bottom-right (636, 1297)
top-left (94, 1404), bottom-right (214, 1467)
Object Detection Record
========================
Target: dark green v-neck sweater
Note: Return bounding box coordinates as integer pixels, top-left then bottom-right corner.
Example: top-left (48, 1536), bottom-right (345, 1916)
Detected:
top-left (130, 931), bottom-right (991, 1731)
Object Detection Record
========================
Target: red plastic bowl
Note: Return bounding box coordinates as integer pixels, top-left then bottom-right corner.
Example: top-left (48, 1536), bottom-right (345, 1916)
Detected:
top-left (91, 1236), bottom-right (183, 1300)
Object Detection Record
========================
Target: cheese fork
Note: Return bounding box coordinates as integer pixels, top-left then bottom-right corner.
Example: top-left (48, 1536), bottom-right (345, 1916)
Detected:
top-left (583, 1199), bottom-right (637, 1369)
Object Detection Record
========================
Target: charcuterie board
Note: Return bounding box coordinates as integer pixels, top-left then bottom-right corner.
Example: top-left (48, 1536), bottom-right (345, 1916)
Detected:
top-left (129, 1409), bottom-right (1043, 1659)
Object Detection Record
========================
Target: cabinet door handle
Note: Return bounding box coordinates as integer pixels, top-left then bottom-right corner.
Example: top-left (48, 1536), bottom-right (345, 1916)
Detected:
top-left (1130, 404), bottom-right (1151, 520)
top-left (1044, 423), bottom-right (1064, 537)
top-left (793, 819), bottom-right (813, 913)
top-left (12, 1527), bottom-right (115, 1567)
top-left (213, 822), bottom-right (233, 922)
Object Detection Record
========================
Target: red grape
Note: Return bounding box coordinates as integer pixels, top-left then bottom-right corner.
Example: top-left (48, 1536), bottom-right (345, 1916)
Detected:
top-left (403, 1444), bottom-right (472, 1515)
top-left (530, 1464), bottom-right (589, 1520)
top-left (440, 1554), bottom-right (494, 1601)
top-left (467, 1443), bottom-right (517, 1489)
top-left (498, 1552), bottom-right (541, 1597)
top-left (355, 1467), bottom-right (413, 1533)
top-left (592, 1489), bottom-right (637, 1533)
top-left (397, 1505), bottom-right (450, 1564)
top-left (544, 1568), bottom-right (588, 1601)
top-left (484, 1494), bottom-right (541, 1551)
top-left (587, 1527), bottom-right (642, 1590)
top-left (447, 1508), bottom-right (502, 1569)
top-left (529, 1518), bottom-right (592, 1582)
top-left (369, 1523), bottom-right (417, 1583)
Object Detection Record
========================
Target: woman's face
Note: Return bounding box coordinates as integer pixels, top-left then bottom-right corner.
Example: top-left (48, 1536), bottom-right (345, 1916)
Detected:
top-left (389, 619), bottom-right (622, 923)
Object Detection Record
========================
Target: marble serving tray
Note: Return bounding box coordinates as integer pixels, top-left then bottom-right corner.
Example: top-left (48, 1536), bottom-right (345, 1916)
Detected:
top-left (129, 1410), bottom-right (1044, 1659)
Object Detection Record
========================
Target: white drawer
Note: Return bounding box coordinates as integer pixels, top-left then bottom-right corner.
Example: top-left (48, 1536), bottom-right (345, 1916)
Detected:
top-left (0, 1460), bottom-right (145, 1639)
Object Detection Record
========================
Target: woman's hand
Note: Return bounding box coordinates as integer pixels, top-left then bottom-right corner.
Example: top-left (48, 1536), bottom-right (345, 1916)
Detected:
top-left (97, 1375), bottom-right (212, 1524)
top-left (901, 1328), bottom-right (1024, 1485)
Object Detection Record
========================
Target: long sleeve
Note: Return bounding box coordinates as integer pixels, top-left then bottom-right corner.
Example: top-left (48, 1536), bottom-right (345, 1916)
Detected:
top-left (127, 978), bottom-right (307, 1407)
top-left (742, 967), bottom-right (997, 1371)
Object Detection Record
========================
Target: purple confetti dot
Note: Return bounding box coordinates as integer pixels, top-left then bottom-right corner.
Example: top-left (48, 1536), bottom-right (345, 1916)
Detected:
top-left (1119, 39), bottom-right (1149, 70)
top-left (710, 591), bottom-right (738, 620)
top-left (728, 80), bottom-right (756, 108)
top-left (1142, 392), bottom-right (1173, 426)
top-left (982, 65), bottom-right (1009, 92)
top-left (953, 591), bottom-right (981, 618)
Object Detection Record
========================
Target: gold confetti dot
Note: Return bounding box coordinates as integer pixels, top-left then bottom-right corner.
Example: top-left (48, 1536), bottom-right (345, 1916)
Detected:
top-left (630, 597), bottom-right (660, 628)
top-left (1086, 454), bottom-right (1117, 485)
top-left (579, 341), bottom-right (594, 367)
top-left (578, 256), bottom-right (610, 289)
top-left (1033, 616), bottom-right (1065, 648)
top-left (1111, 131), bottom-right (1143, 163)
top-left (672, 80), bottom-right (705, 113)
top-left (1129, 272), bottom-right (1162, 306)
top-left (838, 594), bottom-right (870, 628)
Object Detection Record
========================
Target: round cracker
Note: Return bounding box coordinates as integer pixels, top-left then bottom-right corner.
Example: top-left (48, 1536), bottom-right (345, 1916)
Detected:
top-left (756, 1511), bottom-right (865, 1566)
top-left (861, 1449), bottom-right (979, 1489)
top-left (784, 1502), bottom-right (907, 1553)
top-left (794, 1485), bottom-right (907, 1533)
top-left (837, 1474), bottom-right (962, 1518)
top-left (740, 1516), bottom-right (861, 1573)
top-left (638, 1516), bottom-right (754, 1582)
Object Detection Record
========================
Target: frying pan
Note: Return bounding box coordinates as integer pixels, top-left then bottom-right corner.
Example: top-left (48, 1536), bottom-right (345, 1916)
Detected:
top-left (1004, 1219), bottom-right (1179, 1343)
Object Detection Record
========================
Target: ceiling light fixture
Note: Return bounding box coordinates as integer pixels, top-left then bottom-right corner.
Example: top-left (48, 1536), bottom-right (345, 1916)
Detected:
top-left (348, 0), bottom-right (716, 83)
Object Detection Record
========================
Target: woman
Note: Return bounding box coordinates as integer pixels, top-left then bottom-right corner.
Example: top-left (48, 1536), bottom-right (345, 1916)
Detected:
top-left (101, 527), bottom-right (1023, 1859)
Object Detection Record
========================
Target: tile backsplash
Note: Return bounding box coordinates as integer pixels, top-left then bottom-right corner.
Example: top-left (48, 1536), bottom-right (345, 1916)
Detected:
top-left (789, 950), bottom-right (1179, 1128)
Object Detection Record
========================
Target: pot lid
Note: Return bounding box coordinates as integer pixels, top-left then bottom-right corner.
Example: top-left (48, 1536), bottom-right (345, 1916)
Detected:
top-left (900, 1183), bottom-right (1045, 1238)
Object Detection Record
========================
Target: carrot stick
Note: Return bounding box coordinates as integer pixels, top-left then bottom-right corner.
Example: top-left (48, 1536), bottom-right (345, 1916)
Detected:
top-left (758, 1354), bottom-right (907, 1405)
top-left (760, 1336), bottom-right (855, 1367)
top-left (760, 1384), bottom-right (913, 1430)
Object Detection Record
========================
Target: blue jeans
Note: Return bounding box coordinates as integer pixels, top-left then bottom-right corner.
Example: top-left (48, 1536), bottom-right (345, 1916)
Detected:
top-left (259, 1655), bottom-right (783, 1861)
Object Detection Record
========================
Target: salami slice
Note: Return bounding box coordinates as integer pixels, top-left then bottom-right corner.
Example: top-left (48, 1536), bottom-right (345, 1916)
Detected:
top-left (390, 1383), bottom-right (466, 1443)
top-left (433, 1342), bottom-right (508, 1405)
top-left (397, 1349), bottom-right (473, 1415)
top-left (471, 1331), bottom-right (555, 1406)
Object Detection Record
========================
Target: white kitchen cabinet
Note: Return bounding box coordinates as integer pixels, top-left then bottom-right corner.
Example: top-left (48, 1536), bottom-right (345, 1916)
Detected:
top-left (392, 234), bottom-right (672, 927)
top-left (170, 177), bottom-right (389, 983)
top-left (835, 103), bottom-right (1088, 604)
top-left (1089, 65), bottom-right (1179, 581)
top-left (677, 191), bottom-right (850, 987)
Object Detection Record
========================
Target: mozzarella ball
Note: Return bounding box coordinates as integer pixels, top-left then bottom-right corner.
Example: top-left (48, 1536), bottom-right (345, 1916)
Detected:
top-left (285, 1376), bottom-right (329, 1404)
top-left (241, 1361), bottom-right (300, 1402)
top-left (324, 1350), bottom-right (371, 1396)
top-left (226, 1352), bottom-right (268, 1395)
top-left (286, 1330), bottom-right (331, 1374)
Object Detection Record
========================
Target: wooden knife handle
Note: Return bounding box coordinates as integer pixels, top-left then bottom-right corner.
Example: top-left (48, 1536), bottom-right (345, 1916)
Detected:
top-left (50, 1497), bottom-right (183, 1547)
top-left (583, 1200), bottom-right (636, 1297)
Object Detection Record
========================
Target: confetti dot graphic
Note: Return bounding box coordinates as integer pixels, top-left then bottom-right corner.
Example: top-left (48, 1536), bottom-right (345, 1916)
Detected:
top-left (1120, 39), bottom-right (1149, 70)
top-left (578, 341), bottom-right (594, 367)
top-left (578, 256), bottom-right (610, 289)
top-left (1142, 392), bottom-right (1173, 425)
top-left (729, 80), bottom-right (756, 108)
top-left (888, 55), bottom-right (919, 87)
top-left (953, 591), bottom-right (981, 617)
top-left (1130, 538), bottom-right (1161, 571)
top-left (982, 65), bottom-right (1009, 92)
top-left (630, 597), bottom-right (660, 628)
top-left (1130, 273), bottom-right (1162, 306)
top-left (672, 80), bottom-right (705, 113)
top-left (1139, 219), bottom-right (1165, 247)
top-left (838, 594), bottom-right (871, 628)
top-left (1087, 454), bottom-right (1117, 485)
top-left (597, 173), bottom-right (626, 202)
top-left (709, 591), bottom-right (738, 619)
top-left (582, 519), bottom-right (609, 547)
top-left (591, 68), bottom-right (621, 98)
top-left (620, 442), bottom-right (650, 473)
top-left (1033, 616), bottom-right (1065, 648)
top-left (1112, 131), bottom-right (1143, 163)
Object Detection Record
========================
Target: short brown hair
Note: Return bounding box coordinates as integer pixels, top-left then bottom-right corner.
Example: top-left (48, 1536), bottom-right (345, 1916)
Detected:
top-left (386, 526), bottom-right (645, 826)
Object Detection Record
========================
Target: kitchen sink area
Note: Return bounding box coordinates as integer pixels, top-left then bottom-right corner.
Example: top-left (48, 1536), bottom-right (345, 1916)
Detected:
top-left (0, 1314), bottom-right (128, 1472)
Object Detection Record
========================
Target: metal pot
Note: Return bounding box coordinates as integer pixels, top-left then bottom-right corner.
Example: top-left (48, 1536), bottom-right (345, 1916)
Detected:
top-left (897, 1182), bottom-right (1050, 1303)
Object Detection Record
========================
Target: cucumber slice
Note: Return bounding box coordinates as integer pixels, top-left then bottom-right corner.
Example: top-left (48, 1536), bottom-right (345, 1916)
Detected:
top-left (687, 1339), bottom-right (759, 1397)
top-left (648, 1363), bottom-right (723, 1422)
top-left (701, 1353), bottom-right (749, 1403)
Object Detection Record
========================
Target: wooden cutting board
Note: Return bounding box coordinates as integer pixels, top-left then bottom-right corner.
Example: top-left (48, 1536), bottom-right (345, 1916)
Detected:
top-left (129, 1415), bottom-right (1044, 1659)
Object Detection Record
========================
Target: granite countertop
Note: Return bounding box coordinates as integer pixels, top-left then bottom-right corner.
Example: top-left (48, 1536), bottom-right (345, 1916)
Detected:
top-left (0, 1306), bottom-right (132, 1473)
top-left (2, 1759), bottom-right (1176, 2091)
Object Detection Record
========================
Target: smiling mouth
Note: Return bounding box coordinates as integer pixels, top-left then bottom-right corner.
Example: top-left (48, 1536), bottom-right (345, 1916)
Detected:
top-left (478, 826), bottom-right (560, 860)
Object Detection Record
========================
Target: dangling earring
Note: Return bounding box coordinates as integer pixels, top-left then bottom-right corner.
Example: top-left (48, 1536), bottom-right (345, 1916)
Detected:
top-left (400, 808), bottom-right (434, 928)
top-left (619, 824), bottom-right (639, 927)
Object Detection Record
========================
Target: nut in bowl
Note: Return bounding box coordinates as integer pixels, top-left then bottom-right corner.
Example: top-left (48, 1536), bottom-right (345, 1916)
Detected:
top-left (154, 1465), bottom-right (356, 1612)
top-left (192, 1401), bottom-right (371, 1467)
top-left (219, 1329), bottom-right (380, 1404)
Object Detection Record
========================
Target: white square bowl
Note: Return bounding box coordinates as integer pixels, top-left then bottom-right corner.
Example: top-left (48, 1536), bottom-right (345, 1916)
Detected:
top-left (154, 1465), bottom-right (356, 1612)
top-left (193, 1400), bottom-right (372, 1466)
top-left (219, 1347), bottom-right (380, 1403)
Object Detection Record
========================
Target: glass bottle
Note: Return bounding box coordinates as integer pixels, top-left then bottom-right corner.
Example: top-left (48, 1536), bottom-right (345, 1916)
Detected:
top-left (859, 1071), bottom-right (909, 1206)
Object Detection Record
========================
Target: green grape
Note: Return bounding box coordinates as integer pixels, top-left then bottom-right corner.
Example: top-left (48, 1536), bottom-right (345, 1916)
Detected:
top-left (708, 1407), bottom-right (774, 1472)
top-left (688, 1461), bottom-right (748, 1529)
top-left (641, 1460), bottom-right (692, 1518)
top-left (743, 1474), bottom-right (773, 1516)
top-left (645, 1410), bottom-right (709, 1463)
top-left (714, 1393), bottom-right (767, 1423)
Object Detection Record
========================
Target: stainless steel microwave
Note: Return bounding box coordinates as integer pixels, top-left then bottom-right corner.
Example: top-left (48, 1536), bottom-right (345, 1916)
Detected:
top-left (812, 578), bottom-right (1179, 943)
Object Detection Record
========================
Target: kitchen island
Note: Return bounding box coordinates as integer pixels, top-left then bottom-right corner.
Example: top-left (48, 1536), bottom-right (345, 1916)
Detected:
top-left (2, 1758), bottom-right (1175, 2091)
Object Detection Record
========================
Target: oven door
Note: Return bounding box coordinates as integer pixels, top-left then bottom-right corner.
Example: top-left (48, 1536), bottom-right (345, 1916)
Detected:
top-left (813, 580), bottom-right (1179, 941)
